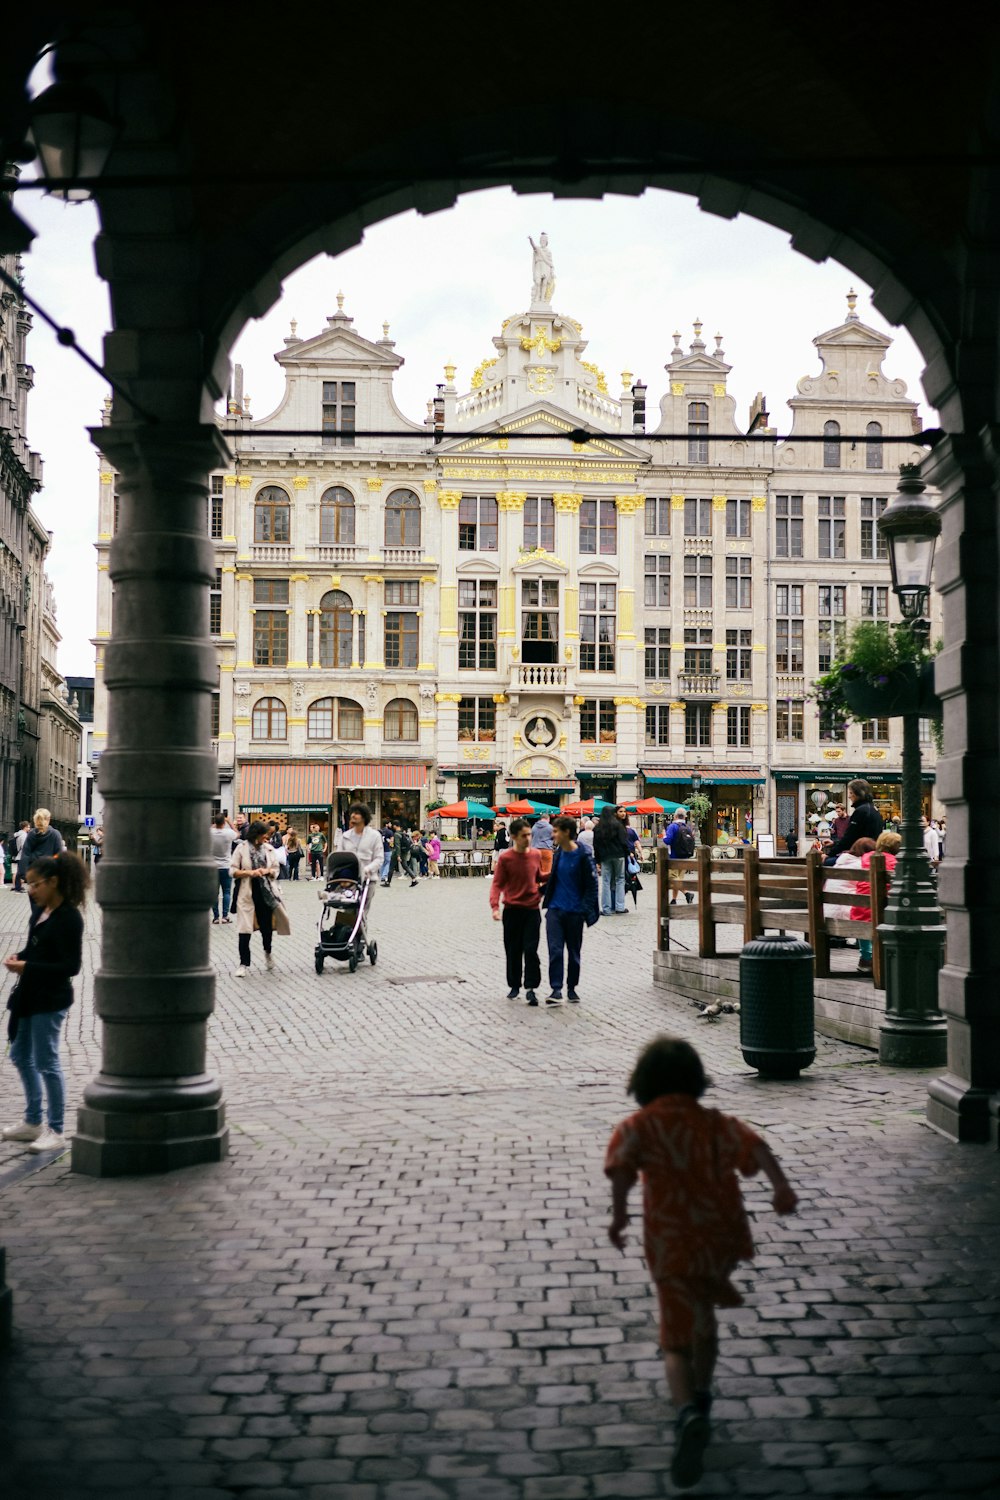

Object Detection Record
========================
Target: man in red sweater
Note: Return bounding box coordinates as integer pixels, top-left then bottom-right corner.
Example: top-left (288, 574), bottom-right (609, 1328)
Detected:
top-left (490, 817), bottom-right (543, 1005)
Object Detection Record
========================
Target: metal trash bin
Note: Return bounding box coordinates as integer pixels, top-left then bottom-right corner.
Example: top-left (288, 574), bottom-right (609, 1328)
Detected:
top-left (739, 934), bottom-right (816, 1078)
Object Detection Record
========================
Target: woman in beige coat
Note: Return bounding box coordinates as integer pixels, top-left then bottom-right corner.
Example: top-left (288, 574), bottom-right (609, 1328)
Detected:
top-left (230, 820), bottom-right (290, 976)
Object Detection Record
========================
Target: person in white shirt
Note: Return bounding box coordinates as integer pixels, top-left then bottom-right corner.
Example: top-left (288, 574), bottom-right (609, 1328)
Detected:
top-left (922, 817), bottom-right (941, 868)
top-left (577, 816), bottom-right (595, 852)
top-left (333, 803), bottom-right (385, 917)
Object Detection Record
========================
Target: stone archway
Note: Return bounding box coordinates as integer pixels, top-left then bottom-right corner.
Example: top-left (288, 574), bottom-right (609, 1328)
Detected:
top-left (9, 12), bottom-right (1000, 1163)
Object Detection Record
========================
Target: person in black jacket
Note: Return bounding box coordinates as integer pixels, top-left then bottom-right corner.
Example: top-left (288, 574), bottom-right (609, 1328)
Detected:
top-left (823, 780), bottom-right (884, 861)
top-left (593, 805), bottom-right (631, 916)
top-left (16, 808), bottom-right (66, 905)
top-left (541, 815), bottom-right (600, 1004)
top-left (2, 851), bottom-right (88, 1154)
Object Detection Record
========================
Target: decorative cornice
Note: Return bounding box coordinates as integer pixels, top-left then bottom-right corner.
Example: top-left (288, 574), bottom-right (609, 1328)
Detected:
top-left (614, 494), bottom-right (644, 515)
top-left (438, 489), bottom-right (462, 509)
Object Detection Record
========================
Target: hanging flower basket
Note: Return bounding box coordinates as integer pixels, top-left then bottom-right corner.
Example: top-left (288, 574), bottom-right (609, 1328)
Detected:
top-left (840, 660), bottom-right (939, 719)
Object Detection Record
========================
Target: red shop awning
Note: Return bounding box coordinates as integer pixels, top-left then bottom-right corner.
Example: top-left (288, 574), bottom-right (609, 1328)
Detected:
top-left (239, 761), bottom-right (336, 809)
top-left (336, 761), bottom-right (428, 790)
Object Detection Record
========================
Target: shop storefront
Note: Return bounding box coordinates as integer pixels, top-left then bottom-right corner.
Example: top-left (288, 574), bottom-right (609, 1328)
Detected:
top-left (456, 773), bottom-right (497, 837)
top-left (771, 769), bottom-right (936, 851)
top-left (238, 762), bottom-right (335, 838)
top-left (335, 760), bottom-right (429, 831)
top-left (641, 769), bottom-right (764, 845)
top-left (576, 773), bottom-right (619, 806)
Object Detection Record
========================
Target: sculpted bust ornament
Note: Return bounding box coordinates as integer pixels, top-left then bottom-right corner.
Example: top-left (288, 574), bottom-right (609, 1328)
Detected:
top-left (525, 715), bottom-right (556, 747)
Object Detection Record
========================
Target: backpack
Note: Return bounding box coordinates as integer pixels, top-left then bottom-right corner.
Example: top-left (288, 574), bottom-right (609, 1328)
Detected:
top-left (673, 825), bottom-right (696, 859)
top-left (399, 831), bottom-right (413, 855)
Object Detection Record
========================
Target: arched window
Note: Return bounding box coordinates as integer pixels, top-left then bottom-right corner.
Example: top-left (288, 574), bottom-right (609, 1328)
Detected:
top-left (307, 696), bottom-right (363, 741)
top-left (823, 419), bottom-right (841, 469)
top-left (385, 488), bottom-right (421, 547)
top-left (384, 697), bottom-right (418, 741)
top-left (687, 402), bottom-right (709, 464)
top-left (252, 696), bottom-right (286, 740)
top-left (320, 486), bottom-right (355, 544)
top-left (254, 485), bottom-right (291, 543)
top-left (865, 420), bottom-right (883, 470)
top-left (318, 589), bottom-right (354, 669)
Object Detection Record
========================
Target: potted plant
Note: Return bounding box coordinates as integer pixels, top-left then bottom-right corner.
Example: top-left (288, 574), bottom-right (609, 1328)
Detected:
top-left (812, 620), bottom-right (941, 740)
top-left (686, 792), bottom-right (712, 842)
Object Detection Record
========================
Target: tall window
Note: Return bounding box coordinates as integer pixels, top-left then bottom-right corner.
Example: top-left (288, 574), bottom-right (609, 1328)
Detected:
top-left (579, 699), bottom-right (616, 743)
top-left (644, 497), bottom-right (670, 536)
top-left (252, 697), bottom-right (286, 740)
top-left (458, 696), bottom-right (496, 741)
top-left (210, 688), bottom-right (220, 738)
top-left (725, 556), bottom-right (751, 608)
top-left (866, 420), bottom-right (883, 470)
top-left (775, 584), bottom-right (804, 672)
top-left (458, 580), bottom-right (497, 670)
top-left (726, 628), bottom-right (751, 680)
top-left (645, 704), bottom-right (670, 746)
top-left (459, 494), bottom-right (498, 551)
top-left (819, 702), bottom-right (846, 741)
top-left (861, 497), bottom-right (888, 559)
top-left (385, 602), bottom-right (418, 668)
top-left (210, 567), bottom-right (222, 635)
top-left (687, 402), bottom-right (709, 463)
top-left (683, 627), bottom-right (712, 674)
top-left (523, 496), bottom-right (554, 551)
top-left (321, 380), bottom-right (355, 446)
top-left (645, 627), bottom-right (670, 678)
top-left (775, 700), bottom-right (804, 742)
top-left (817, 584), bottom-right (847, 672)
top-left (253, 578), bottom-right (289, 666)
top-left (727, 705), bottom-right (751, 748)
top-left (521, 579), bottom-right (559, 663)
top-left (210, 475), bottom-right (224, 539)
top-left (775, 494), bottom-right (803, 557)
top-left (823, 419), bottom-right (841, 468)
top-left (684, 497), bottom-right (712, 536)
top-left (384, 698), bottom-right (418, 741)
top-left (580, 583), bottom-right (616, 671)
top-left (644, 554), bottom-right (670, 607)
top-left (684, 554), bottom-right (712, 606)
top-left (861, 717), bottom-right (890, 741)
top-left (320, 486), bottom-right (355, 544)
top-left (385, 488), bottom-right (421, 547)
top-left (318, 588), bottom-right (354, 668)
top-left (579, 499), bottom-right (617, 554)
top-left (685, 703), bottom-right (712, 747)
top-left (818, 496), bottom-right (846, 558)
top-left (725, 498), bottom-right (750, 537)
top-left (307, 697), bottom-right (362, 740)
top-left (862, 584), bottom-right (889, 617)
top-left (254, 485), bottom-right (290, 543)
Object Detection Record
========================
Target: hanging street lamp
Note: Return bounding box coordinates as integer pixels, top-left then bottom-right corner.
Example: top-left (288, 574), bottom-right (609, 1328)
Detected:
top-left (26, 78), bottom-right (118, 202)
top-left (875, 466), bottom-right (947, 1065)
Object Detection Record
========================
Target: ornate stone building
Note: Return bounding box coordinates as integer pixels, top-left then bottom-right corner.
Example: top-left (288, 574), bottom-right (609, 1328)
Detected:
top-left (91, 249), bottom-right (937, 844)
top-left (38, 573), bottom-right (82, 840)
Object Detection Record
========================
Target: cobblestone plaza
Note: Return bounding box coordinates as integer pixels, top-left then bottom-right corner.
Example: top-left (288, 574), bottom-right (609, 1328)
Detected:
top-left (1, 877), bottom-right (999, 1498)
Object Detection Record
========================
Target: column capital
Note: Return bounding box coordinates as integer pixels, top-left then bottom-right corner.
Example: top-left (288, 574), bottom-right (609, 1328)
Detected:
top-left (614, 493), bottom-right (644, 514)
top-left (553, 492), bottom-right (583, 512)
top-left (438, 489), bottom-right (462, 509)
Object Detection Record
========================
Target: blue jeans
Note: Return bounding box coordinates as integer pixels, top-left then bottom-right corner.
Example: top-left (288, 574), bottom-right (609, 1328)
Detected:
top-left (212, 868), bottom-right (232, 920)
top-left (9, 1008), bottom-right (69, 1133)
top-left (546, 907), bottom-right (585, 992)
top-left (601, 857), bottom-right (626, 914)
top-left (380, 850), bottom-right (392, 882)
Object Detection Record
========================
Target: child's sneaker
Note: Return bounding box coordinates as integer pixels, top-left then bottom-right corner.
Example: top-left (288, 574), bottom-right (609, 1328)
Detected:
top-left (671, 1403), bottom-right (710, 1489)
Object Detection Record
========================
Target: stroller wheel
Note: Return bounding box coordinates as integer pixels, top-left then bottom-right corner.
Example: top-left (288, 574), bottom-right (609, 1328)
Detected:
top-left (369, 941), bottom-right (378, 966)
top-left (314, 954), bottom-right (324, 974)
top-left (348, 953), bottom-right (358, 973)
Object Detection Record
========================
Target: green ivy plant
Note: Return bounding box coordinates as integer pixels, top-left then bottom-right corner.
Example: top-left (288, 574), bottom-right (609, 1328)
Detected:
top-left (686, 792), bottom-right (712, 828)
top-left (811, 619), bottom-right (942, 748)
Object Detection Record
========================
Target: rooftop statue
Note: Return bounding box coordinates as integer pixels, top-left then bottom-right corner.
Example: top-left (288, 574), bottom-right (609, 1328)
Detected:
top-left (529, 232), bottom-right (555, 306)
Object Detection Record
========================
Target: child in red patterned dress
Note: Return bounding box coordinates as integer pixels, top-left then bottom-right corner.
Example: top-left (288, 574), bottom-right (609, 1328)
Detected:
top-left (605, 1036), bottom-right (798, 1489)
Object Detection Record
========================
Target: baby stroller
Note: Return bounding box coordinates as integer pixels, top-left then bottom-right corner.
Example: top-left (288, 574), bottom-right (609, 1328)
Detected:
top-left (315, 850), bottom-right (377, 974)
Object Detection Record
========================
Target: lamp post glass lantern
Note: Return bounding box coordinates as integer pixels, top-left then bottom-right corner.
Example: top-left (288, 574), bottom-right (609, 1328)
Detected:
top-left (27, 80), bottom-right (118, 201)
top-left (874, 469), bottom-right (947, 1066)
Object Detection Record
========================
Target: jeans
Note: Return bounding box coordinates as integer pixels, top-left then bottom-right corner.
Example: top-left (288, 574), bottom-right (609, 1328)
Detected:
top-left (287, 851), bottom-right (302, 881)
top-left (238, 891), bottom-right (273, 965)
top-left (859, 938), bottom-right (873, 962)
top-left (600, 858), bottom-right (626, 914)
top-left (380, 850), bottom-right (392, 882)
top-left (546, 907), bottom-right (585, 992)
top-left (310, 851), bottom-right (325, 878)
top-left (502, 905), bottom-right (541, 991)
top-left (212, 868), bottom-right (232, 920)
top-left (9, 1008), bottom-right (69, 1133)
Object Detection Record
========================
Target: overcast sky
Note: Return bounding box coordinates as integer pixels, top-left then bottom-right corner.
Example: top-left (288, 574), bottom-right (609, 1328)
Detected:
top-left (15, 185), bottom-right (934, 676)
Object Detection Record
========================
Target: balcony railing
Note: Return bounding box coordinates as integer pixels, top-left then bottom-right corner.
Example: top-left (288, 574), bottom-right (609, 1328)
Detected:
top-left (310, 544), bottom-right (358, 564)
top-left (383, 546), bottom-right (423, 565)
top-left (251, 543), bottom-right (292, 563)
top-left (677, 671), bottom-right (721, 696)
top-left (514, 663), bottom-right (568, 689)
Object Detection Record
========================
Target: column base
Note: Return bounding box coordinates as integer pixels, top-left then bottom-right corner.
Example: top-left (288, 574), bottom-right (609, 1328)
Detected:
top-left (0, 1247), bottom-right (11, 1349)
top-left (71, 1103), bottom-right (228, 1177)
top-left (925, 1071), bottom-right (996, 1143)
top-left (879, 1017), bottom-right (948, 1067)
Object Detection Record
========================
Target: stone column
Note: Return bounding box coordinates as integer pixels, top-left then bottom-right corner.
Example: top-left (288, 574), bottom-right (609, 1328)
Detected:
top-left (615, 494), bottom-right (643, 684)
top-left (362, 574), bottom-right (385, 669)
top-left (288, 573), bottom-right (310, 669)
top-left (437, 489), bottom-right (461, 676)
top-left (924, 433), bottom-right (1000, 1142)
top-left (72, 422), bottom-right (230, 1177)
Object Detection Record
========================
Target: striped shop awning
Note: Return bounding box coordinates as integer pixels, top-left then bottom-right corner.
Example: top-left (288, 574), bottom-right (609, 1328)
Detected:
top-left (238, 761), bottom-right (336, 809)
top-left (336, 761), bottom-right (428, 790)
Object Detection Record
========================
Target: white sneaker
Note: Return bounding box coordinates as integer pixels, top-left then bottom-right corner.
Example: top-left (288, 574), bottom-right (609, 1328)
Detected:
top-left (1, 1121), bottom-right (43, 1142)
top-left (27, 1128), bottom-right (66, 1153)
top-left (265, 953), bottom-right (275, 970)
top-left (234, 966), bottom-right (249, 978)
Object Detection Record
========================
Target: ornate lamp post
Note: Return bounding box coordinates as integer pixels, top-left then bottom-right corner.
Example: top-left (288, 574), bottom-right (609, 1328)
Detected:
top-left (875, 467), bottom-right (947, 1065)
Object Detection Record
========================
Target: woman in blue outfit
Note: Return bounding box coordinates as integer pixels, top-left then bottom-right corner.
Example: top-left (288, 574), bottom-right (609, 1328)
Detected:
top-left (541, 815), bottom-right (600, 1004)
top-left (2, 851), bottom-right (88, 1154)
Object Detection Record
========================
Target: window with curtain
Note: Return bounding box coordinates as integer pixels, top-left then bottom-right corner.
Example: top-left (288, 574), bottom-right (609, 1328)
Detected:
top-left (384, 698), bottom-right (418, 741)
top-left (252, 697), bottom-right (287, 739)
top-left (579, 699), bottom-right (617, 743)
top-left (320, 486), bottom-right (356, 544)
top-left (775, 700), bottom-right (804, 742)
top-left (580, 583), bottom-right (616, 671)
top-left (318, 589), bottom-right (354, 668)
top-left (458, 696), bottom-right (496, 740)
top-left (385, 489), bottom-right (421, 546)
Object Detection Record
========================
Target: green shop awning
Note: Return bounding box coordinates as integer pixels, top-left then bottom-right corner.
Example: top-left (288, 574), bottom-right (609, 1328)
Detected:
top-left (770, 769), bottom-right (935, 783)
top-left (644, 773), bottom-right (765, 786)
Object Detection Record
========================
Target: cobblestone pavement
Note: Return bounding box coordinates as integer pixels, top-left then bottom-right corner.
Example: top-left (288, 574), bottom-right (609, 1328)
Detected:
top-left (1, 875), bottom-right (999, 1499)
